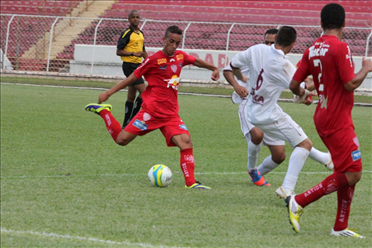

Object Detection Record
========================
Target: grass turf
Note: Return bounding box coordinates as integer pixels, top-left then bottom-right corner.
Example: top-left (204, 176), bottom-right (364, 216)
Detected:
top-left (1, 83), bottom-right (371, 247)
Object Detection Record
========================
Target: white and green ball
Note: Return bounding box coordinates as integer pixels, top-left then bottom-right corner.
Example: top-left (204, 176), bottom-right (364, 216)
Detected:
top-left (148, 164), bottom-right (172, 187)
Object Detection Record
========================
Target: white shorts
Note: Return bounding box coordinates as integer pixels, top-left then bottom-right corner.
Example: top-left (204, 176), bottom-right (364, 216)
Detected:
top-left (239, 100), bottom-right (284, 146)
top-left (255, 113), bottom-right (308, 147)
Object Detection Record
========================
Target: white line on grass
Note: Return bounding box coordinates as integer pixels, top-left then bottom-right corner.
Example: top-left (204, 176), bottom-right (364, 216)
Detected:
top-left (1, 227), bottom-right (187, 248)
top-left (1, 171), bottom-right (371, 179)
top-left (2, 82), bottom-right (371, 106)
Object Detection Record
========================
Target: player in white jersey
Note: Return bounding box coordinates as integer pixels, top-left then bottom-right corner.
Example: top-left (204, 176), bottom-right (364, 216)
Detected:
top-left (224, 29), bottom-right (286, 186)
top-left (230, 26), bottom-right (333, 198)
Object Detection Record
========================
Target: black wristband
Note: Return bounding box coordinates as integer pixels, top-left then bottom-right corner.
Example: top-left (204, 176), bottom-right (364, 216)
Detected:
top-left (131, 52), bottom-right (134, 56)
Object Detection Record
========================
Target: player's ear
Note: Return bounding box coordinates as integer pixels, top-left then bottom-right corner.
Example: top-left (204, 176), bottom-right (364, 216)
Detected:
top-left (342, 20), bottom-right (346, 27)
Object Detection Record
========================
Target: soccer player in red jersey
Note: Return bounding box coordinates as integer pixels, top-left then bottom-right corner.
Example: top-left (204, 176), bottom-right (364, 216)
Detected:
top-left (85, 26), bottom-right (219, 189)
top-left (287, 3), bottom-right (372, 237)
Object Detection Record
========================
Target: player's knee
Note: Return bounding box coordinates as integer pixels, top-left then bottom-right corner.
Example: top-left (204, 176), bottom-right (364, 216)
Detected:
top-left (297, 138), bottom-right (313, 151)
top-left (250, 128), bottom-right (264, 145)
top-left (347, 171), bottom-right (362, 185)
top-left (273, 152), bottom-right (286, 164)
top-left (116, 138), bottom-right (129, 146)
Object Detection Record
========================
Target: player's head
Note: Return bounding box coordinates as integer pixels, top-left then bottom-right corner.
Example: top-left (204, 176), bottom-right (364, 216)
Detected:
top-left (264, 28), bottom-right (278, 46)
top-left (275, 26), bottom-right (297, 50)
top-left (163, 26), bottom-right (183, 56)
top-left (321, 3), bottom-right (345, 30)
top-left (128, 10), bottom-right (140, 27)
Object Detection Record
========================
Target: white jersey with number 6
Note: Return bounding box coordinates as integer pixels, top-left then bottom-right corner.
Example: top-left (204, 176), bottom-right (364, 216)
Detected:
top-left (249, 45), bottom-right (296, 124)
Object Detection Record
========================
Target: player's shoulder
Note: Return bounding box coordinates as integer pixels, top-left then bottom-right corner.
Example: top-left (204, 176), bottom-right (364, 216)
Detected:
top-left (121, 27), bottom-right (133, 38)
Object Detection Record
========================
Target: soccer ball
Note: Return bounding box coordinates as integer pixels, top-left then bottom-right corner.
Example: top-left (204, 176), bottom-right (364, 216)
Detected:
top-left (148, 164), bottom-right (172, 187)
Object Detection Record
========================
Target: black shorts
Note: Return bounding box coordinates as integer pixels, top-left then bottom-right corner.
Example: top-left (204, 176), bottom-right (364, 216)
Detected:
top-left (122, 62), bottom-right (145, 86)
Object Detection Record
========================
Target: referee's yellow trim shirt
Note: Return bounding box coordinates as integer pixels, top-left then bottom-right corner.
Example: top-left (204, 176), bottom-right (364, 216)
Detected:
top-left (117, 26), bottom-right (145, 64)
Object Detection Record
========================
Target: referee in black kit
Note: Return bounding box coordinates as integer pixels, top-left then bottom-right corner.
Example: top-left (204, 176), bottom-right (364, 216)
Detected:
top-left (116, 10), bottom-right (148, 128)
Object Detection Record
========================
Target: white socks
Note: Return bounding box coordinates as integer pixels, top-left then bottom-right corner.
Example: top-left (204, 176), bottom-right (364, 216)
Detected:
top-left (309, 147), bottom-right (331, 164)
top-left (282, 147), bottom-right (310, 191)
top-left (257, 156), bottom-right (280, 176)
top-left (247, 139), bottom-right (262, 171)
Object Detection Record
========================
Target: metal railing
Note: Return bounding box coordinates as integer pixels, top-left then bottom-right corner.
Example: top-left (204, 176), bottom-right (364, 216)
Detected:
top-left (1, 14), bottom-right (371, 73)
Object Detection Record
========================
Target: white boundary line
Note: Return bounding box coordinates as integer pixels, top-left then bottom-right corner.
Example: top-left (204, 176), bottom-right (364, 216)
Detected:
top-left (0, 227), bottom-right (186, 248)
top-left (1, 82), bottom-right (372, 106)
top-left (1, 171), bottom-right (371, 179)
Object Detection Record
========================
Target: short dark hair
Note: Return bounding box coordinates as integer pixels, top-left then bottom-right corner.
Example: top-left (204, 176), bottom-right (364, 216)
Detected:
top-left (321, 3), bottom-right (345, 30)
top-left (275, 26), bottom-right (297, 47)
top-left (128, 10), bottom-right (139, 19)
top-left (165, 26), bottom-right (183, 38)
top-left (264, 28), bottom-right (278, 38)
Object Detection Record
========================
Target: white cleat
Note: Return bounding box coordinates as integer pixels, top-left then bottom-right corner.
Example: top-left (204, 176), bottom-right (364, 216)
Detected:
top-left (276, 187), bottom-right (295, 199)
top-left (331, 228), bottom-right (365, 238)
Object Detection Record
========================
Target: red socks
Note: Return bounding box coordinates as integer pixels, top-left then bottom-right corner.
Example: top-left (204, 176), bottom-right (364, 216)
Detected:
top-left (334, 184), bottom-right (355, 231)
top-left (99, 109), bottom-right (122, 142)
top-left (295, 172), bottom-right (349, 208)
top-left (180, 148), bottom-right (196, 187)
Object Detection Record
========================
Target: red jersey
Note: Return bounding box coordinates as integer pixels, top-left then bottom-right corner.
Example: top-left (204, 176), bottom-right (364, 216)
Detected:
top-left (134, 50), bottom-right (196, 118)
top-left (293, 35), bottom-right (355, 137)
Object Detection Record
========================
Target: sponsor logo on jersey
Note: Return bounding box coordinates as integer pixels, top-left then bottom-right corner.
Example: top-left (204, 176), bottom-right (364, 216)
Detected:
top-left (159, 64), bottom-right (168, 70)
top-left (179, 124), bottom-right (187, 130)
top-left (170, 58), bottom-right (175, 62)
top-left (176, 54), bottom-right (184, 60)
top-left (308, 42), bottom-right (329, 59)
top-left (351, 150), bottom-right (361, 161)
top-left (157, 58), bottom-right (167, 65)
top-left (133, 119), bottom-right (148, 131)
top-left (178, 63), bottom-right (183, 67)
top-left (164, 75), bottom-right (180, 90)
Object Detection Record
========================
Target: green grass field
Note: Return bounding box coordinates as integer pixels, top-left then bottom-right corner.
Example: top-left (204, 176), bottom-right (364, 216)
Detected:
top-left (1, 83), bottom-right (371, 247)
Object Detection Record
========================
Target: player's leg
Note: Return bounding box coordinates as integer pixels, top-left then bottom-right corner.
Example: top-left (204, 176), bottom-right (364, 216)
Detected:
top-left (309, 147), bottom-right (334, 170)
top-left (85, 103), bottom-right (137, 145)
top-left (279, 138), bottom-right (312, 197)
top-left (122, 85), bottom-right (136, 128)
top-left (238, 101), bottom-right (267, 186)
top-left (287, 128), bottom-right (363, 235)
top-left (130, 83), bottom-right (146, 122)
top-left (257, 144), bottom-right (286, 176)
top-left (161, 117), bottom-right (211, 189)
top-left (257, 113), bottom-right (311, 198)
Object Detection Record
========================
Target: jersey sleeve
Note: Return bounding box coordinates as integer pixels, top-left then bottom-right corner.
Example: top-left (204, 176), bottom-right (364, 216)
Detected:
top-left (117, 30), bottom-right (131, 50)
top-left (337, 43), bottom-right (355, 84)
top-left (133, 56), bottom-right (152, 78)
top-left (182, 51), bottom-right (196, 66)
top-left (230, 48), bottom-right (251, 69)
top-left (292, 49), bottom-right (311, 83)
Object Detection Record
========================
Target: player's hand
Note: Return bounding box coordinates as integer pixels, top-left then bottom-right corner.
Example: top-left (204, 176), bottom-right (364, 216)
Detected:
top-left (98, 92), bottom-right (110, 104)
top-left (235, 85), bottom-right (249, 98)
top-left (211, 69), bottom-right (220, 81)
top-left (362, 57), bottom-right (372, 72)
top-left (133, 52), bottom-right (144, 57)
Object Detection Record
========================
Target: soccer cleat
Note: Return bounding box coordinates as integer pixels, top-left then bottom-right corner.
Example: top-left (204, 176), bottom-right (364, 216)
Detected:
top-left (330, 228), bottom-right (365, 238)
top-left (248, 169), bottom-right (270, 186)
top-left (285, 195), bottom-right (303, 233)
top-left (185, 181), bottom-right (212, 190)
top-left (275, 187), bottom-right (295, 199)
top-left (85, 103), bottom-right (112, 115)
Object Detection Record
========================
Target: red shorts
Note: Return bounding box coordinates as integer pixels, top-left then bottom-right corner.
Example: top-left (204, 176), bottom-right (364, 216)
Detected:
top-left (320, 127), bottom-right (362, 173)
top-left (124, 109), bottom-right (190, 147)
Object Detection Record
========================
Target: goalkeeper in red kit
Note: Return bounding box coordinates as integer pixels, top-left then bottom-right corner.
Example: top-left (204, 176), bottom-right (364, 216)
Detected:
top-left (287, 3), bottom-right (372, 238)
top-left (85, 26), bottom-right (219, 189)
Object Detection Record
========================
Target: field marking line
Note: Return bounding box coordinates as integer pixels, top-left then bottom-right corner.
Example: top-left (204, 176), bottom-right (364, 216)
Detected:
top-left (0, 227), bottom-right (187, 248)
top-left (1, 171), bottom-right (371, 179)
top-left (2, 82), bottom-right (371, 105)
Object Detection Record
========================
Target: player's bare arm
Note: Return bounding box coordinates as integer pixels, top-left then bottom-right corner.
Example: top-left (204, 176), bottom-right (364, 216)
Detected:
top-left (99, 73), bottom-right (139, 103)
top-left (193, 58), bottom-right (220, 81)
top-left (232, 67), bottom-right (248, 83)
top-left (344, 57), bottom-right (372, 91)
top-left (223, 70), bottom-right (249, 97)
